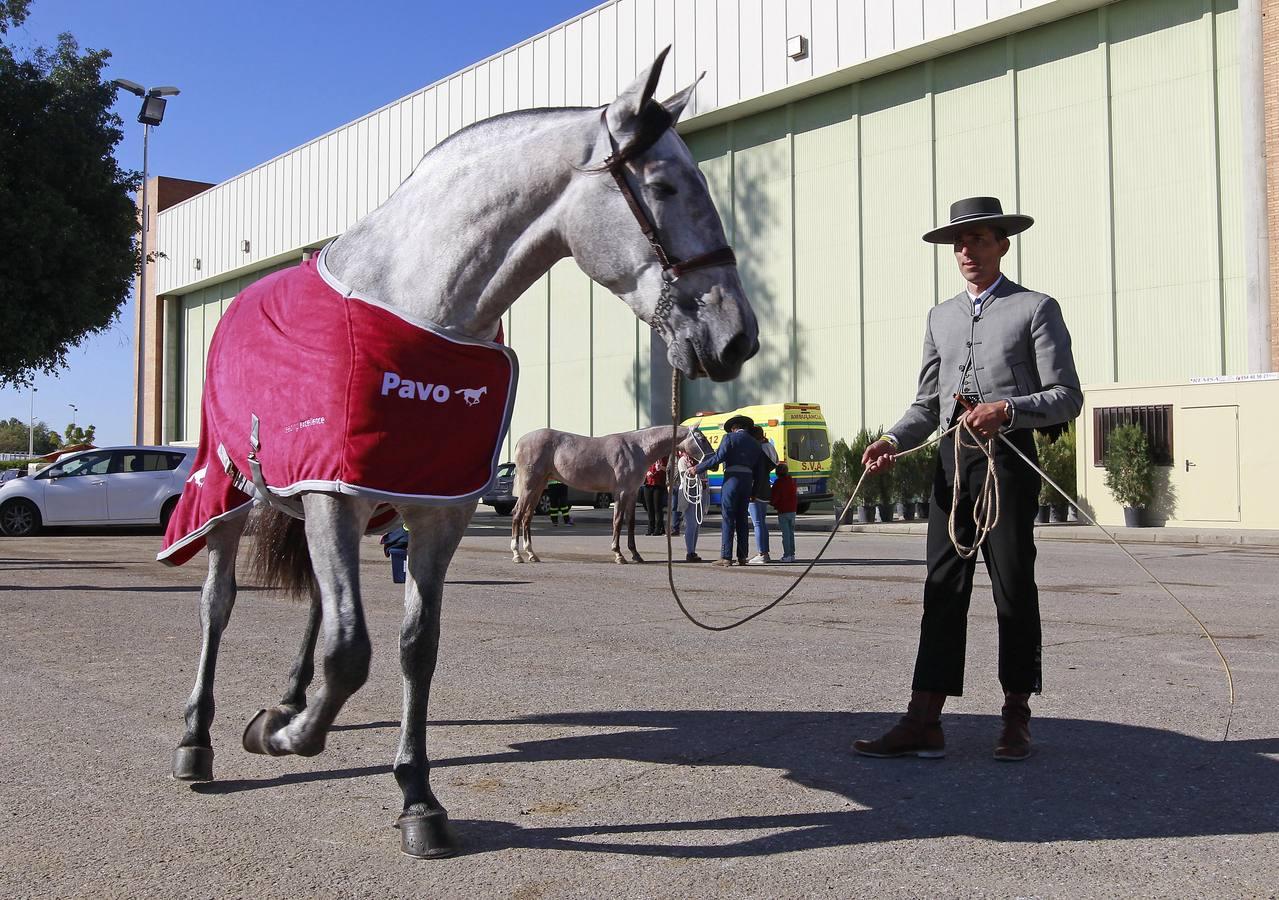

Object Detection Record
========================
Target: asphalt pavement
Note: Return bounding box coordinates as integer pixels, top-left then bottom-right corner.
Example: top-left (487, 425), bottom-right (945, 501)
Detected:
top-left (2, 507), bottom-right (1277, 898)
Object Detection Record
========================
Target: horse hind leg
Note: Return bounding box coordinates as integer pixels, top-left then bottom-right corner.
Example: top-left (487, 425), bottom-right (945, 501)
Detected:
top-left (627, 489), bottom-right (644, 564)
top-left (243, 493), bottom-right (372, 759)
top-left (611, 494), bottom-right (627, 564)
top-left (279, 587), bottom-right (322, 713)
top-left (172, 510), bottom-right (249, 782)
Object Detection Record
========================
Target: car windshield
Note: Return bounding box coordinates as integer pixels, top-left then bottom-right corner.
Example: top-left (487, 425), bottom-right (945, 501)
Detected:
top-left (786, 428), bottom-right (830, 462)
top-left (497, 464), bottom-right (515, 477)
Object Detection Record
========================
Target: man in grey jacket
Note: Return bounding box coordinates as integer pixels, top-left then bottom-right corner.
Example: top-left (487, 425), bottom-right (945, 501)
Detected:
top-left (854, 197), bottom-right (1082, 762)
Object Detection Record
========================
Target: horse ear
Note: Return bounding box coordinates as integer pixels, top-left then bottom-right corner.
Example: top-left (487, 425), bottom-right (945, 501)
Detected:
top-left (661, 73), bottom-right (703, 123)
top-left (606, 46), bottom-right (671, 135)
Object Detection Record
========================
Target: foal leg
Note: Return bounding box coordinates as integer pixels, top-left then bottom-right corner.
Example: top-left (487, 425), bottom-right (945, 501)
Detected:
top-left (243, 493), bottom-right (374, 758)
top-left (173, 511), bottom-right (249, 781)
top-left (392, 503), bottom-right (473, 859)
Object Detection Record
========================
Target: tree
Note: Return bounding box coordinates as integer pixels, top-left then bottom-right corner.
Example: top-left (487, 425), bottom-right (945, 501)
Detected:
top-left (63, 422), bottom-right (95, 445)
top-left (0, 1), bottom-right (140, 386)
top-left (0, 416), bottom-right (62, 454)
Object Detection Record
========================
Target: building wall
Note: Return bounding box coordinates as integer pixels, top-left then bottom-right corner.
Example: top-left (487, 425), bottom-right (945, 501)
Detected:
top-left (151, 0), bottom-right (1107, 299)
top-left (1076, 377), bottom-right (1279, 528)
top-left (673, 0), bottom-right (1245, 447)
top-left (157, 0), bottom-right (1249, 458)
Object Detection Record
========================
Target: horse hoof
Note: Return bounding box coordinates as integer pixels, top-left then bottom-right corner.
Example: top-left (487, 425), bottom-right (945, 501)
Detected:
top-left (397, 811), bottom-right (459, 859)
top-left (242, 707), bottom-right (291, 756)
top-left (631, 554), bottom-right (645, 564)
top-left (513, 556), bottom-right (525, 564)
top-left (527, 555), bottom-right (541, 564)
top-left (171, 745), bottom-right (214, 782)
top-left (614, 556), bottom-right (627, 564)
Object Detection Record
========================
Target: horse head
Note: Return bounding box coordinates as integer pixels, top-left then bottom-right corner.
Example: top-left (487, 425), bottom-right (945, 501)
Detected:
top-left (565, 48), bottom-right (759, 383)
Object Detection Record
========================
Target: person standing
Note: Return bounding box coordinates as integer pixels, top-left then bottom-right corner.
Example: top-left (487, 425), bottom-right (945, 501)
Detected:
top-left (642, 457), bottom-right (668, 536)
top-left (770, 463), bottom-right (798, 563)
top-left (546, 479), bottom-right (573, 526)
top-left (854, 197), bottom-right (1082, 763)
top-left (675, 449), bottom-right (710, 562)
top-left (746, 425), bottom-right (778, 565)
top-left (694, 415), bottom-right (762, 566)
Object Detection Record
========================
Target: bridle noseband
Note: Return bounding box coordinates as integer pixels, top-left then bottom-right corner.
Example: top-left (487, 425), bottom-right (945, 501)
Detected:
top-left (601, 104), bottom-right (737, 333)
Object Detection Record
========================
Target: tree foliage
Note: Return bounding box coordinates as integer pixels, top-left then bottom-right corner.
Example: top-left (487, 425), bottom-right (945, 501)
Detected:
top-left (0, 2), bottom-right (140, 386)
top-left (0, 416), bottom-right (62, 454)
top-left (1103, 424), bottom-right (1154, 509)
top-left (63, 421), bottom-right (95, 444)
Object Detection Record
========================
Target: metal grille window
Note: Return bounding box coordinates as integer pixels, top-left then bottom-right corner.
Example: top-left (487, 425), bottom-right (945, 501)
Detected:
top-left (1092, 405), bottom-right (1174, 466)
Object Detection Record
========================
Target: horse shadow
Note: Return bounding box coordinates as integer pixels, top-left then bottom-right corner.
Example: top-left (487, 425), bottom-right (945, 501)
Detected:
top-left (425, 709), bottom-right (1279, 857)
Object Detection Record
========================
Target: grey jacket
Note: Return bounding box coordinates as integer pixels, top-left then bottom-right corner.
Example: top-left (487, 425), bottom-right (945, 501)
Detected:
top-left (888, 278), bottom-right (1083, 451)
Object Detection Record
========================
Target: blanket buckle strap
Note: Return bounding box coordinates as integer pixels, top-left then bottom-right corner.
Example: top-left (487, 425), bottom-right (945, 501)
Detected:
top-left (246, 414), bottom-right (307, 520)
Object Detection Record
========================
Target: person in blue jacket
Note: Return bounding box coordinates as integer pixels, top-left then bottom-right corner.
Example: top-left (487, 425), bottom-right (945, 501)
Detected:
top-left (695, 415), bottom-right (763, 566)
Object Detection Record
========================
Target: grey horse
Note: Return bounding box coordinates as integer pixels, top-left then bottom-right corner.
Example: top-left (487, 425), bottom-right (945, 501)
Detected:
top-left (169, 48), bottom-right (757, 860)
top-left (510, 425), bottom-right (693, 564)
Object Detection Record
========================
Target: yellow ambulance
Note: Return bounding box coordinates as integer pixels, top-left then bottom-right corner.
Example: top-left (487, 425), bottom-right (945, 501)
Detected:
top-left (681, 402), bottom-right (832, 512)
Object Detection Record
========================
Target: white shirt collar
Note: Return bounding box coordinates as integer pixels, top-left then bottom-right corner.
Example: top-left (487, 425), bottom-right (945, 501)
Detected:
top-left (966, 274), bottom-right (1005, 303)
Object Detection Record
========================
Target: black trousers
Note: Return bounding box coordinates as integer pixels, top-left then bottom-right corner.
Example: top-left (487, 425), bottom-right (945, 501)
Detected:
top-left (643, 484), bottom-right (667, 531)
top-left (911, 429), bottom-right (1042, 697)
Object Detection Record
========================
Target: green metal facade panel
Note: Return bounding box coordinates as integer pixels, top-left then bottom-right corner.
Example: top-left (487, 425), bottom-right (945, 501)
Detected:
top-left (170, 0), bottom-right (1246, 456)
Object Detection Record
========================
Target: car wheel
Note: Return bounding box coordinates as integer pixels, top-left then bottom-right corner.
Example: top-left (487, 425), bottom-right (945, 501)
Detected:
top-left (797, 502), bottom-right (811, 515)
top-left (535, 493), bottom-right (550, 516)
top-left (0, 498), bottom-right (41, 537)
top-left (160, 497), bottom-right (180, 531)
top-left (593, 493), bottom-right (612, 509)
top-left (492, 503), bottom-right (514, 516)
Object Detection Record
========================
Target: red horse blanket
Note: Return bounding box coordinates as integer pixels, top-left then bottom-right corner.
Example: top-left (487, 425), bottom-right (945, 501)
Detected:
top-left (159, 251), bottom-right (517, 566)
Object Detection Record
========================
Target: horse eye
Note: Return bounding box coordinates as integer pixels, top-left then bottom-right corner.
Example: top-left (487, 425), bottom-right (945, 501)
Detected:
top-left (646, 181), bottom-right (678, 198)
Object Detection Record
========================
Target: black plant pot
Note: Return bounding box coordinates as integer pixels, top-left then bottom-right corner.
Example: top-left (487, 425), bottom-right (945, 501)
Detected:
top-left (834, 497), bottom-right (854, 525)
top-left (1050, 504), bottom-right (1069, 523)
top-left (914, 501), bottom-right (930, 519)
top-left (857, 505), bottom-right (875, 524)
top-left (900, 502), bottom-right (916, 521)
top-left (877, 503), bottom-right (895, 523)
top-left (1123, 506), bottom-right (1149, 527)
top-left (1037, 504), bottom-right (1051, 524)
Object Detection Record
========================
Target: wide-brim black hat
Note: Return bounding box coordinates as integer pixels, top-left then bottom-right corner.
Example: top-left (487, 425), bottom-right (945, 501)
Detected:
top-left (922, 196), bottom-right (1034, 244)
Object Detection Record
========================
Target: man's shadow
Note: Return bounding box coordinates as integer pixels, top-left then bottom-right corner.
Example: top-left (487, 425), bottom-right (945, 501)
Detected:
top-left (421, 709), bottom-right (1279, 857)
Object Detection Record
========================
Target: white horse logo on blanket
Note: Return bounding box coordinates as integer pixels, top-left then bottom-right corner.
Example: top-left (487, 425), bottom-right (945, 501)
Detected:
top-left (456, 386), bottom-right (487, 406)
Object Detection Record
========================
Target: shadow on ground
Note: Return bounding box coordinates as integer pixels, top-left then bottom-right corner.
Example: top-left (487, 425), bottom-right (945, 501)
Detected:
top-left (191, 709), bottom-right (1279, 857)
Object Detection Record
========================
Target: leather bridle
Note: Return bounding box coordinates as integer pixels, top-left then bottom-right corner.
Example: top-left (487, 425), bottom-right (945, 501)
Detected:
top-left (600, 103), bottom-right (737, 335)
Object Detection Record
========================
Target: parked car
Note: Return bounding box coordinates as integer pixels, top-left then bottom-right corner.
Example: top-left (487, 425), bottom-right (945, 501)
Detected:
top-left (481, 462), bottom-right (612, 516)
top-left (0, 468), bottom-right (26, 484)
top-left (0, 445), bottom-right (196, 537)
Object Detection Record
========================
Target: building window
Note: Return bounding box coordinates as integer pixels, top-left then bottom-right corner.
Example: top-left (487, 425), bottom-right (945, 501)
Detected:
top-left (1092, 405), bottom-right (1174, 466)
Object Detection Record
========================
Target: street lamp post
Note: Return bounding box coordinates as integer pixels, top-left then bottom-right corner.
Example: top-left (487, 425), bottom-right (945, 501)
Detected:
top-left (68, 403), bottom-right (78, 434)
top-left (27, 386), bottom-right (37, 458)
top-left (111, 79), bottom-right (180, 445)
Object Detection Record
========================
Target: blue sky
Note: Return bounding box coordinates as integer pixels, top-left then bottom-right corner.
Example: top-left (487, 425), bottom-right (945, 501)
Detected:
top-left (1, 0), bottom-right (591, 446)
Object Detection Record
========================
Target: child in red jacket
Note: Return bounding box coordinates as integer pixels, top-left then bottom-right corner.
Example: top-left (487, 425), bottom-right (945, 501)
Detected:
top-left (770, 463), bottom-right (799, 562)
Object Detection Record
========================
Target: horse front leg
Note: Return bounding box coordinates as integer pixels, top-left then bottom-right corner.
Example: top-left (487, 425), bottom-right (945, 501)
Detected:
top-left (627, 489), bottom-right (644, 564)
top-left (393, 503), bottom-right (473, 859)
top-left (611, 493), bottom-right (626, 564)
top-left (172, 511), bottom-right (249, 782)
top-left (243, 493), bottom-right (373, 758)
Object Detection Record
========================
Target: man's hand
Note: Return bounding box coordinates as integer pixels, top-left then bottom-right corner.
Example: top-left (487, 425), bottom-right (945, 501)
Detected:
top-left (962, 400), bottom-right (1011, 439)
top-left (863, 439), bottom-right (897, 473)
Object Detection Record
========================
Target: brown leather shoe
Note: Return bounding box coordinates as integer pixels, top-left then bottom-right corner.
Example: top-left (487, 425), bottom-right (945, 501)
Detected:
top-left (854, 691), bottom-right (947, 759)
top-left (994, 693), bottom-right (1032, 761)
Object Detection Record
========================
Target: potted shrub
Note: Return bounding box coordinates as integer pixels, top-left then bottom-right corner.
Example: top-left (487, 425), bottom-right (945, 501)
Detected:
top-left (868, 427), bottom-right (897, 522)
top-left (829, 438), bottom-right (857, 525)
top-left (1033, 431), bottom-right (1054, 523)
top-left (1103, 423), bottom-right (1154, 527)
top-left (913, 442), bottom-right (937, 519)
top-left (895, 450), bottom-right (918, 520)
top-left (848, 428), bottom-right (878, 523)
top-left (1052, 424), bottom-right (1078, 522)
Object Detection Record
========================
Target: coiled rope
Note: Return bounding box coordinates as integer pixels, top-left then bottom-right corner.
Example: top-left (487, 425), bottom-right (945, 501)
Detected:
top-left (663, 370), bottom-right (1235, 740)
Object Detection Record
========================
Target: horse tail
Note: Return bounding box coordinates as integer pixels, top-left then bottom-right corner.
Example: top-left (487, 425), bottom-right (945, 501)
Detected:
top-left (247, 506), bottom-right (317, 600)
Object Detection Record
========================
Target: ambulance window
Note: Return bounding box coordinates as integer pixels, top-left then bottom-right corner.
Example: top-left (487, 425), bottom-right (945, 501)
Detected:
top-left (787, 429), bottom-right (829, 462)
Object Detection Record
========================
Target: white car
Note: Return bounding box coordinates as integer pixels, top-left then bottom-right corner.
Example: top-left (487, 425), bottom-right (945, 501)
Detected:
top-left (0, 445), bottom-right (196, 537)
